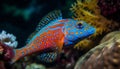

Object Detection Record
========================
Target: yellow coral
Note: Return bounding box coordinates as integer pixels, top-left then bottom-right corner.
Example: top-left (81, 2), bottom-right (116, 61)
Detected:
top-left (74, 38), bottom-right (94, 50)
top-left (70, 0), bottom-right (118, 49)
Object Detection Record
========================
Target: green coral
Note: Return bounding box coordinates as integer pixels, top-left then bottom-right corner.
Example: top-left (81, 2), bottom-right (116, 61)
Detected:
top-left (70, 0), bottom-right (118, 49)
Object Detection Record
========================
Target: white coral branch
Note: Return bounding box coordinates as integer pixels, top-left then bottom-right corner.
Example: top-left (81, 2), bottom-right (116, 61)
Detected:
top-left (0, 30), bottom-right (18, 48)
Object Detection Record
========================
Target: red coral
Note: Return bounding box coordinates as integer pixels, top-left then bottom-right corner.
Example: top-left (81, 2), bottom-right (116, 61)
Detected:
top-left (98, 0), bottom-right (120, 16)
top-left (0, 61), bottom-right (6, 69)
top-left (0, 42), bottom-right (14, 61)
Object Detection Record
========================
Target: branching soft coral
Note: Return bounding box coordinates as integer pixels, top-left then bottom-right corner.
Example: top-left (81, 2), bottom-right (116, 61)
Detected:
top-left (74, 39), bottom-right (94, 50)
top-left (70, 0), bottom-right (118, 49)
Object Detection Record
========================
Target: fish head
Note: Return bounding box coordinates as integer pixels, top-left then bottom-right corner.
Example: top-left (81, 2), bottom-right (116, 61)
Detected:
top-left (64, 19), bottom-right (96, 45)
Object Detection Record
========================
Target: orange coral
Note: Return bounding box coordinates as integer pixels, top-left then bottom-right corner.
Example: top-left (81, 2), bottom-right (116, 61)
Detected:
top-left (70, 0), bottom-right (118, 49)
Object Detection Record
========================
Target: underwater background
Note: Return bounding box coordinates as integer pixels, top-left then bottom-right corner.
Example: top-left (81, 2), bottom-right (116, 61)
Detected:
top-left (0, 0), bottom-right (72, 48)
top-left (0, 0), bottom-right (120, 69)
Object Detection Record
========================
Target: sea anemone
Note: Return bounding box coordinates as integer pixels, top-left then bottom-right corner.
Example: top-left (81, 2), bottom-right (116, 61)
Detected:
top-left (0, 30), bottom-right (18, 48)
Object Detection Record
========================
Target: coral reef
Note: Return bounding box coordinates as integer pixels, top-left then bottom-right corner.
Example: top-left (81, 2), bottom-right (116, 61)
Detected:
top-left (70, 0), bottom-right (119, 49)
top-left (0, 42), bottom-right (14, 61)
top-left (0, 0), bottom-right (120, 69)
top-left (56, 48), bottom-right (77, 69)
top-left (74, 31), bottom-right (120, 69)
top-left (0, 30), bottom-right (18, 48)
top-left (98, 0), bottom-right (120, 16)
top-left (98, 0), bottom-right (120, 22)
top-left (11, 47), bottom-right (78, 69)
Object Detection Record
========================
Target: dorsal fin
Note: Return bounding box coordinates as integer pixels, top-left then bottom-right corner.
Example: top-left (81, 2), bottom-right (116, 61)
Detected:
top-left (36, 10), bottom-right (62, 31)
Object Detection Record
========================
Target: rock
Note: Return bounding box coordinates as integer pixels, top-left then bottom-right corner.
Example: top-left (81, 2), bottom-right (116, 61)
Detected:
top-left (25, 63), bottom-right (46, 69)
top-left (74, 31), bottom-right (120, 69)
top-left (100, 31), bottom-right (120, 43)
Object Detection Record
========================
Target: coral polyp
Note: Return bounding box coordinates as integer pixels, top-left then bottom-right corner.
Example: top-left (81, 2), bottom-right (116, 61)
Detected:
top-left (0, 30), bottom-right (18, 49)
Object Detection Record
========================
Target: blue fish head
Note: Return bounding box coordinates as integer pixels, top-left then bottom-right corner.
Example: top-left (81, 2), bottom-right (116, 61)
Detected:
top-left (64, 19), bottom-right (96, 46)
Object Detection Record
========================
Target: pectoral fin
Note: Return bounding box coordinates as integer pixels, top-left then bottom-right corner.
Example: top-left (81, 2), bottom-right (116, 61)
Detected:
top-left (56, 37), bottom-right (64, 53)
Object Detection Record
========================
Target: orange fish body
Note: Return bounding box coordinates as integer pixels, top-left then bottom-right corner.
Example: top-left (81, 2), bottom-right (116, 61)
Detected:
top-left (12, 26), bottom-right (65, 63)
top-left (10, 10), bottom-right (96, 63)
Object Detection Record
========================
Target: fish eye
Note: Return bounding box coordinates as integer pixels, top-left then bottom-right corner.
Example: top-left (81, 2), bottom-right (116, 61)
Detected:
top-left (76, 22), bottom-right (83, 29)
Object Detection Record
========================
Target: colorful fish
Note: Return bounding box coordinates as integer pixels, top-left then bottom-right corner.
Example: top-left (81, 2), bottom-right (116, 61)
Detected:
top-left (10, 10), bottom-right (96, 63)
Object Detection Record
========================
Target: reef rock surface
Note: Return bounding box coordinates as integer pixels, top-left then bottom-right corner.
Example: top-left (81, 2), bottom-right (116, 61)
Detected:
top-left (74, 31), bottom-right (120, 69)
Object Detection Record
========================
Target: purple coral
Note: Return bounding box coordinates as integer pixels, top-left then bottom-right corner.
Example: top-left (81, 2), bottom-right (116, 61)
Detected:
top-left (98, 0), bottom-right (120, 16)
top-left (0, 42), bottom-right (14, 61)
top-left (0, 61), bottom-right (6, 69)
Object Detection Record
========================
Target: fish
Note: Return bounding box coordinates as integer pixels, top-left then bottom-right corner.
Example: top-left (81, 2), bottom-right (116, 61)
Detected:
top-left (10, 10), bottom-right (96, 63)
